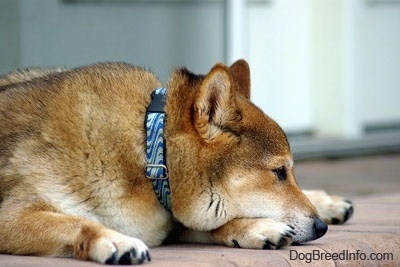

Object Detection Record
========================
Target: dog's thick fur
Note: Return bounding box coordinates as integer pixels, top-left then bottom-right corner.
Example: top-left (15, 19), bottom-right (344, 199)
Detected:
top-left (0, 60), bottom-right (353, 264)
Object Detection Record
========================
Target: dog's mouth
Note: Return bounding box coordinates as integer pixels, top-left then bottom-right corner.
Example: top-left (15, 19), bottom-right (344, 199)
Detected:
top-left (290, 216), bottom-right (328, 244)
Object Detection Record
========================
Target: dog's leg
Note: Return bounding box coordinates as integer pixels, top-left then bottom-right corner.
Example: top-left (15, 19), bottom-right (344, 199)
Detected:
top-left (0, 207), bottom-right (150, 265)
top-left (303, 190), bottom-right (354, 224)
top-left (176, 218), bottom-right (294, 249)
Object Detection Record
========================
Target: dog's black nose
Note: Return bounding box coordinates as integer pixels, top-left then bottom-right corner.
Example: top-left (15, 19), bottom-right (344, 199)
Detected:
top-left (314, 217), bottom-right (328, 239)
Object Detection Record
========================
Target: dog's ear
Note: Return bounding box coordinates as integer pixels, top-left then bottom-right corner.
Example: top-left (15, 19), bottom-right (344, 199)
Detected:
top-left (229, 59), bottom-right (250, 99)
top-left (194, 63), bottom-right (241, 141)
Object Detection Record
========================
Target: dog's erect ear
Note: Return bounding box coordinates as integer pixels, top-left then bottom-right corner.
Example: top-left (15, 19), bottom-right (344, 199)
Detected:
top-left (194, 63), bottom-right (241, 141)
top-left (229, 59), bottom-right (250, 99)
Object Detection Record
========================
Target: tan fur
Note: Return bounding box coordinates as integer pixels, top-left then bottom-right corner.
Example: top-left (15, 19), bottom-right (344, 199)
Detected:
top-left (0, 60), bottom-right (352, 264)
top-left (0, 67), bottom-right (67, 87)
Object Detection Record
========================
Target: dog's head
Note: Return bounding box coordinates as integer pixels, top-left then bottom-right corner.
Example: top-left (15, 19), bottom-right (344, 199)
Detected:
top-left (166, 60), bottom-right (327, 243)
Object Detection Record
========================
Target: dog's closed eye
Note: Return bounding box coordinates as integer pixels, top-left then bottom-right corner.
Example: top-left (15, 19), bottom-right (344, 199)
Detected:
top-left (272, 166), bottom-right (287, 181)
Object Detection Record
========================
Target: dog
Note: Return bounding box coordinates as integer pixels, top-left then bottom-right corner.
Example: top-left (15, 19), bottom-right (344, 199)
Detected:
top-left (0, 60), bottom-right (353, 265)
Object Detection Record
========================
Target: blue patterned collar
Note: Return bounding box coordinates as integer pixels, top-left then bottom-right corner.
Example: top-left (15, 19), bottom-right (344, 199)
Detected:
top-left (145, 88), bottom-right (171, 211)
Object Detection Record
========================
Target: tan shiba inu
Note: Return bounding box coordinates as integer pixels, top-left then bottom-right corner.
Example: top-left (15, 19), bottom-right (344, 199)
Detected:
top-left (0, 60), bottom-right (353, 264)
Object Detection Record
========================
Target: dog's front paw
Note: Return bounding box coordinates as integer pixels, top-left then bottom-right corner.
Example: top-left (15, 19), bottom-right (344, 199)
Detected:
top-left (212, 218), bottom-right (295, 250)
top-left (304, 190), bottom-right (354, 224)
top-left (320, 197), bottom-right (353, 224)
top-left (97, 235), bottom-right (150, 265)
top-left (75, 227), bottom-right (150, 265)
top-left (259, 223), bottom-right (295, 250)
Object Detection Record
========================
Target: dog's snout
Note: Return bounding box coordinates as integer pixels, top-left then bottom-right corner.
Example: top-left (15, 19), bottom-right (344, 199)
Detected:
top-left (314, 217), bottom-right (328, 239)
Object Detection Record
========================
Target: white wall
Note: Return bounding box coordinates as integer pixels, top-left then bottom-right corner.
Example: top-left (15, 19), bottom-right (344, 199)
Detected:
top-left (248, 0), bottom-right (400, 136)
top-left (356, 1), bottom-right (400, 125)
top-left (310, 0), bottom-right (362, 137)
top-left (249, 0), bottom-right (313, 133)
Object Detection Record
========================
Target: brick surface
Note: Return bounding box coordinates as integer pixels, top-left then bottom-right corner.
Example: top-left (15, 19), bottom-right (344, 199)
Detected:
top-left (1, 154), bottom-right (399, 266)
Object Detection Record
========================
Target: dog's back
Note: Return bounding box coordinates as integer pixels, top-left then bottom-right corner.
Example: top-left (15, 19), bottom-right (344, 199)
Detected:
top-left (0, 67), bottom-right (67, 87)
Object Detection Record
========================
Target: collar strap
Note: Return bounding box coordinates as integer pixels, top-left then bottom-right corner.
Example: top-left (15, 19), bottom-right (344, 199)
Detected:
top-left (145, 88), bottom-right (171, 211)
